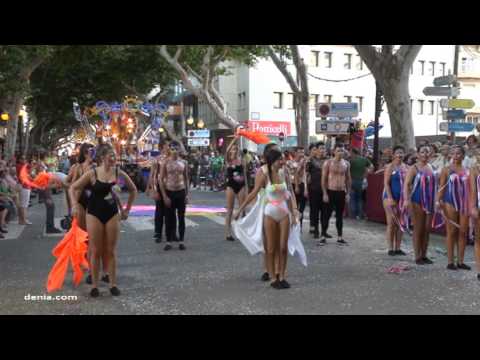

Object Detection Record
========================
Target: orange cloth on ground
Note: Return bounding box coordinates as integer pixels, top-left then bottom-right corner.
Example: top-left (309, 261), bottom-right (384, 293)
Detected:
top-left (46, 219), bottom-right (89, 293)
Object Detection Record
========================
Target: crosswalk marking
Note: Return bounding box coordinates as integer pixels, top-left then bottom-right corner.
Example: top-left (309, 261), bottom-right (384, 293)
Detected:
top-left (203, 214), bottom-right (225, 226)
top-left (0, 224), bottom-right (26, 241)
top-left (124, 213), bottom-right (227, 232)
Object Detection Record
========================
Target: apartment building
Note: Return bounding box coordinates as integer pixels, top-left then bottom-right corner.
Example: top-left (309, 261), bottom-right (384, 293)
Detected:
top-left (203, 45), bottom-right (458, 145)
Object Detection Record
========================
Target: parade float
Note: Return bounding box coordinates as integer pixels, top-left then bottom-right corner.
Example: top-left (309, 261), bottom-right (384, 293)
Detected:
top-left (74, 97), bottom-right (171, 191)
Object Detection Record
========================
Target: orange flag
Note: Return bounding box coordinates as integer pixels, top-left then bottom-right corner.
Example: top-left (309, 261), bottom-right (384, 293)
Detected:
top-left (19, 165), bottom-right (55, 190)
top-left (237, 129), bottom-right (271, 145)
top-left (46, 219), bottom-right (89, 293)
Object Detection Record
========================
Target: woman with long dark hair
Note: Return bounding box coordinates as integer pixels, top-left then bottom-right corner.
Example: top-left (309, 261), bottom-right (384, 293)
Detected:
top-left (234, 148), bottom-right (300, 289)
top-left (224, 137), bottom-right (247, 241)
top-left (70, 144), bottom-right (137, 297)
top-left (403, 144), bottom-right (436, 265)
top-left (383, 145), bottom-right (408, 256)
top-left (437, 145), bottom-right (471, 270)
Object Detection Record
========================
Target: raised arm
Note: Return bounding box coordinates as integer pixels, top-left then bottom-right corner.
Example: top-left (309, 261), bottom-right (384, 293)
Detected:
top-left (225, 137), bottom-right (239, 158)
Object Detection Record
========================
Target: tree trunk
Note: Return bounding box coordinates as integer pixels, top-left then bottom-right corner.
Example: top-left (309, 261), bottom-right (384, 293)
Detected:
top-left (299, 93), bottom-right (310, 147)
top-left (5, 96), bottom-right (23, 159)
top-left (23, 115), bottom-right (31, 156)
top-left (381, 74), bottom-right (415, 150)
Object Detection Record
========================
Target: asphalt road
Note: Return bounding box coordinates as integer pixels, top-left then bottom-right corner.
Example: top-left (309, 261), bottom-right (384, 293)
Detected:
top-left (1, 189), bottom-right (479, 315)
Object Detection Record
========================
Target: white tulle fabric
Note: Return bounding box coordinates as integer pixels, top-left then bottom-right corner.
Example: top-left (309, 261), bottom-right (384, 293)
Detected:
top-left (232, 173), bottom-right (308, 267)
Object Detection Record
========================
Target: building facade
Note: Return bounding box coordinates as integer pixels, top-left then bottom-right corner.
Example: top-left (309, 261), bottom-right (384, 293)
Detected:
top-left (458, 45), bottom-right (480, 125)
top-left (208, 45), bottom-right (460, 146)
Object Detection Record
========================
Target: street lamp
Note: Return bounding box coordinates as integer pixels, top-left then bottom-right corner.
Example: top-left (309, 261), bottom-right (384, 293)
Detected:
top-left (197, 119), bottom-right (205, 129)
top-left (187, 116), bottom-right (194, 126)
top-left (1, 113), bottom-right (9, 121)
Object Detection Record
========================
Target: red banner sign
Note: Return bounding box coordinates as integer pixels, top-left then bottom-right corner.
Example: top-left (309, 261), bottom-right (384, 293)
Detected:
top-left (247, 121), bottom-right (291, 136)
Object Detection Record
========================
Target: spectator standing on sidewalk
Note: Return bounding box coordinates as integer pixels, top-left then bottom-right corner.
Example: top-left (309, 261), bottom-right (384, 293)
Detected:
top-left (349, 148), bottom-right (373, 220)
top-left (37, 152), bottom-right (62, 234)
top-left (16, 156), bottom-right (32, 225)
top-left (431, 144), bottom-right (450, 172)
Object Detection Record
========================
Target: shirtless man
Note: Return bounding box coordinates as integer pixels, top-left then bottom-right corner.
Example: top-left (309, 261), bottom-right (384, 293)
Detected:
top-left (147, 143), bottom-right (170, 243)
top-left (321, 143), bottom-right (351, 245)
top-left (159, 141), bottom-right (189, 251)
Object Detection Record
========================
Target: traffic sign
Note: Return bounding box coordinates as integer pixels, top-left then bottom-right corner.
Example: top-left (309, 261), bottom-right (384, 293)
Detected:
top-left (187, 129), bottom-right (210, 138)
top-left (188, 138), bottom-right (210, 147)
top-left (446, 122), bottom-right (475, 133)
top-left (440, 98), bottom-right (475, 109)
top-left (315, 103), bottom-right (358, 118)
top-left (444, 109), bottom-right (466, 120)
top-left (423, 86), bottom-right (460, 97)
top-left (315, 120), bottom-right (351, 135)
top-left (433, 75), bottom-right (457, 87)
top-left (439, 122), bottom-right (449, 132)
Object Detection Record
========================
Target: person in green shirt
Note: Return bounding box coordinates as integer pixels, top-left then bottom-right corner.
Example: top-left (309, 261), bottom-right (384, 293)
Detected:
top-left (349, 148), bottom-right (373, 220)
top-left (210, 151), bottom-right (224, 191)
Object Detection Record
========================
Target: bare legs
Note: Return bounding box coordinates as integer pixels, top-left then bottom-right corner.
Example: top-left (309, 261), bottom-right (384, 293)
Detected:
top-left (444, 204), bottom-right (469, 267)
top-left (225, 187), bottom-right (235, 239)
top-left (411, 203), bottom-right (432, 263)
top-left (86, 214), bottom-right (119, 294)
top-left (264, 215), bottom-right (290, 286)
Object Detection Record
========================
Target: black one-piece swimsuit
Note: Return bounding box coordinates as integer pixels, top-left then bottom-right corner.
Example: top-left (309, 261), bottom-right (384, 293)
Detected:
top-left (87, 169), bottom-right (119, 225)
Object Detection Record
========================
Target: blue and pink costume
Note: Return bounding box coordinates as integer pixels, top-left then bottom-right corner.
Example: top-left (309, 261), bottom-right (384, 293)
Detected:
top-left (411, 165), bottom-right (436, 214)
top-left (443, 168), bottom-right (469, 215)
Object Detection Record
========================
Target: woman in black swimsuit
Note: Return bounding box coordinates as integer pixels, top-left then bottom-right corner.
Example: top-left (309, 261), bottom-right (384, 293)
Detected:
top-left (70, 144), bottom-right (137, 298)
top-left (224, 137), bottom-right (247, 242)
top-left (69, 143), bottom-right (110, 285)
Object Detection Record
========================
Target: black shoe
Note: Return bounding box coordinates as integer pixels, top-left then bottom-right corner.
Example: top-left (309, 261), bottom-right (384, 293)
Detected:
top-left (388, 250), bottom-right (396, 256)
top-left (395, 250), bottom-right (407, 256)
top-left (279, 280), bottom-right (291, 289)
top-left (325, 233), bottom-right (333, 239)
top-left (86, 274), bottom-right (92, 285)
top-left (101, 274), bottom-right (110, 283)
top-left (0, 228), bottom-right (8, 234)
top-left (164, 244), bottom-right (172, 251)
top-left (313, 231), bottom-right (320, 239)
top-left (457, 263), bottom-right (471, 270)
top-left (447, 263), bottom-right (457, 270)
top-left (270, 280), bottom-right (281, 289)
top-left (309, 228), bottom-right (315, 235)
top-left (179, 244), bottom-right (186, 251)
top-left (317, 238), bottom-right (327, 246)
top-left (422, 257), bottom-right (434, 265)
top-left (0, 233), bottom-right (4, 239)
top-left (155, 237), bottom-right (162, 244)
top-left (226, 236), bottom-right (235, 242)
top-left (477, 274), bottom-right (480, 281)
top-left (90, 288), bottom-right (100, 298)
top-left (416, 259), bottom-right (426, 265)
top-left (337, 239), bottom-right (348, 246)
top-left (46, 227), bottom-right (63, 234)
top-left (110, 287), bottom-right (121, 296)
top-left (261, 272), bottom-right (270, 282)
